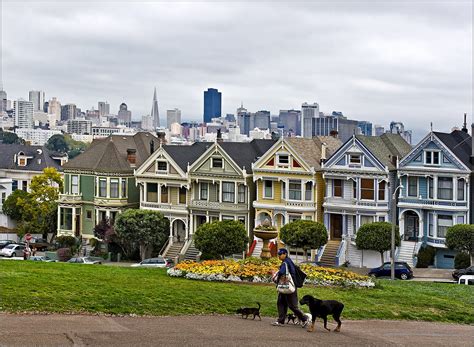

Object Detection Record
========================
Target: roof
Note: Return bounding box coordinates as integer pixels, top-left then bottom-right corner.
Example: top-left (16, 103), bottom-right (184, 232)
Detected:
top-left (219, 139), bottom-right (276, 173)
top-left (162, 142), bottom-right (211, 172)
top-left (355, 133), bottom-right (412, 170)
top-left (433, 130), bottom-right (472, 169)
top-left (0, 144), bottom-right (64, 172)
top-left (285, 136), bottom-right (342, 169)
top-left (63, 132), bottom-right (158, 173)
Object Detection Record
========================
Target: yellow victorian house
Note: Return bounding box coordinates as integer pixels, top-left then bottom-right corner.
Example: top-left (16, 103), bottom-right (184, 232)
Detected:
top-left (251, 136), bottom-right (341, 258)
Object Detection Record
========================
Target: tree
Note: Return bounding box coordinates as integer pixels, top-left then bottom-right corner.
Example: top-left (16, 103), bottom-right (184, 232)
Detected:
top-left (114, 209), bottom-right (169, 260)
top-left (46, 134), bottom-right (69, 153)
top-left (1, 131), bottom-right (24, 144)
top-left (94, 218), bottom-right (115, 243)
top-left (280, 220), bottom-right (328, 260)
top-left (194, 220), bottom-right (248, 259)
top-left (445, 224), bottom-right (474, 266)
top-left (2, 190), bottom-right (29, 221)
top-left (355, 222), bottom-right (400, 265)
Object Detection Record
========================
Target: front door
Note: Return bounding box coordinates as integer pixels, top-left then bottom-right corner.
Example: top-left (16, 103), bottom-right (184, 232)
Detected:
top-left (75, 212), bottom-right (81, 237)
top-left (405, 212), bottom-right (419, 241)
top-left (330, 214), bottom-right (343, 239)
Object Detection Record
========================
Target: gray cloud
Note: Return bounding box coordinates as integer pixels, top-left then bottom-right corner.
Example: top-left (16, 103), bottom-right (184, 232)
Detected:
top-left (1, 1), bottom-right (472, 141)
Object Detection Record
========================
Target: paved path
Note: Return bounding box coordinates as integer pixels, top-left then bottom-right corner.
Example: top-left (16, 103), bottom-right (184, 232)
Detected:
top-left (0, 314), bottom-right (472, 346)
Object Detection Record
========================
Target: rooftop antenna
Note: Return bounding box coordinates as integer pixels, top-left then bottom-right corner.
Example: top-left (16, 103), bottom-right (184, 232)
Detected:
top-left (430, 122), bottom-right (433, 132)
top-left (461, 113), bottom-right (468, 133)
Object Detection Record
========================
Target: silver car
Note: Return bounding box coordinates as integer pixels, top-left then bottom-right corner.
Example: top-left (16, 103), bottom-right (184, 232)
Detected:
top-left (67, 257), bottom-right (102, 264)
top-left (0, 244), bottom-right (25, 257)
top-left (131, 257), bottom-right (172, 268)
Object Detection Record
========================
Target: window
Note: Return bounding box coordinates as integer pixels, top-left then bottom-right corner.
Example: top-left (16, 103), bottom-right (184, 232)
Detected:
top-left (408, 177), bottom-right (418, 197)
top-left (456, 216), bottom-right (465, 224)
top-left (305, 215), bottom-right (312, 220)
top-left (200, 183), bottom-right (208, 200)
top-left (428, 177), bottom-right (434, 199)
top-left (378, 181), bottom-right (386, 201)
top-left (437, 215), bottom-right (452, 238)
top-left (238, 185), bottom-right (245, 203)
top-left (281, 181), bottom-right (286, 200)
top-left (238, 216), bottom-right (245, 225)
top-left (289, 180), bottom-right (302, 200)
top-left (121, 179), bottom-right (127, 198)
top-left (161, 185), bottom-right (168, 203)
top-left (305, 182), bottom-right (312, 201)
top-left (289, 215), bottom-right (301, 222)
top-left (212, 158), bottom-right (223, 168)
top-left (179, 187), bottom-right (187, 204)
top-left (222, 182), bottom-right (235, 203)
top-left (222, 215), bottom-right (234, 221)
top-left (360, 215), bottom-right (373, 226)
top-left (60, 208), bottom-right (73, 230)
top-left (361, 179), bottom-right (374, 200)
top-left (438, 177), bottom-right (453, 200)
top-left (457, 179), bottom-right (465, 201)
top-left (12, 180), bottom-right (18, 191)
top-left (110, 178), bottom-right (119, 198)
top-left (425, 150), bottom-right (440, 165)
top-left (264, 180), bottom-right (273, 198)
top-left (1, 192), bottom-right (5, 205)
top-left (157, 161), bottom-right (167, 172)
top-left (86, 210), bottom-right (92, 219)
top-left (18, 158), bottom-right (27, 166)
top-left (333, 179), bottom-right (343, 197)
top-left (71, 175), bottom-right (79, 194)
top-left (428, 213), bottom-right (434, 237)
top-left (99, 178), bottom-right (107, 197)
top-left (379, 216), bottom-right (385, 222)
top-left (353, 180), bottom-right (357, 199)
top-left (147, 183), bottom-right (158, 202)
top-left (22, 181), bottom-right (28, 192)
top-left (349, 154), bottom-right (361, 165)
top-left (278, 154), bottom-right (289, 165)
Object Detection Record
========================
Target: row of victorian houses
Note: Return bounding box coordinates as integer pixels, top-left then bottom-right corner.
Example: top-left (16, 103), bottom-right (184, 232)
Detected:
top-left (1, 121), bottom-right (472, 269)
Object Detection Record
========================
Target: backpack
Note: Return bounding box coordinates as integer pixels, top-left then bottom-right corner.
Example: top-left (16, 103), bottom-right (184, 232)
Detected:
top-left (293, 265), bottom-right (307, 288)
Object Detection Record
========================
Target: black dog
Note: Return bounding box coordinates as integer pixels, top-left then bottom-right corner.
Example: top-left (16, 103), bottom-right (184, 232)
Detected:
top-left (236, 302), bottom-right (261, 320)
top-left (299, 295), bottom-right (344, 332)
top-left (286, 313), bottom-right (297, 324)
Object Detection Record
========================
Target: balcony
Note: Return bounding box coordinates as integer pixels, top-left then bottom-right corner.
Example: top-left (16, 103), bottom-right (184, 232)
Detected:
top-left (253, 200), bottom-right (316, 212)
top-left (94, 197), bottom-right (129, 207)
top-left (59, 193), bottom-right (83, 204)
top-left (426, 237), bottom-right (446, 248)
top-left (190, 200), bottom-right (248, 211)
top-left (324, 197), bottom-right (388, 209)
top-left (141, 201), bottom-right (188, 213)
top-left (398, 197), bottom-right (468, 209)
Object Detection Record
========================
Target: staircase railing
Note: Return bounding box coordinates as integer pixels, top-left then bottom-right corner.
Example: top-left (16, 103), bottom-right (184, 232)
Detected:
top-left (335, 240), bottom-right (346, 267)
top-left (316, 244), bottom-right (326, 262)
top-left (158, 238), bottom-right (170, 256)
top-left (246, 239), bottom-right (257, 257)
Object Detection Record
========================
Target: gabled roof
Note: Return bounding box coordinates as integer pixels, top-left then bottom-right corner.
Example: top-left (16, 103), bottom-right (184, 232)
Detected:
top-left (219, 139), bottom-right (276, 173)
top-left (162, 142), bottom-right (211, 172)
top-left (433, 130), bottom-right (472, 169)
top-left (0, 144), bottom-right (64, 172)
top-left (355, 133), bottom-right (412, 170)
top-left (63, 132), bottom-right (158, 173)
top-left (285, 136), bottom-right (342, 169)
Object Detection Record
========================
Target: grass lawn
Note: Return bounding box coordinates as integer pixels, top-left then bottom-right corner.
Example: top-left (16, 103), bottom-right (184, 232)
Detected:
top-left (0, 261), bottom-right (472, 324)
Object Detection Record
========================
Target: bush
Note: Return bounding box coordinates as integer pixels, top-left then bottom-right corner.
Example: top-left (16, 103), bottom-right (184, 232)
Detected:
top-left (356, 222), bottom-right (400, 265)
top-left (280, 220), bottom-right (328, 254)
top-left (416, 246), bottom-right (436, 268)
top-left (454, 252), bottom-right (471, 269)
top-left (57, 247), bottom-right (72, 262)
top-left (56, 236), bottom-right (77, 248)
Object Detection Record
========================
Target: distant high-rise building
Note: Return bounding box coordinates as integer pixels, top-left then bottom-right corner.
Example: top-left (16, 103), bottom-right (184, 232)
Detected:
top-left (358, 121), bottom-right (373, 136)
top-left (14, 99), bottom-right (34, 128)
top-left (150, 87), bottom-right (160, 128)
top-left (43, 101), bottom-right (49, 113)
top-left (389, 121), bottom-right (412, 144)
top-left (301, 102), bottom-right (319, 138)
top-left (28, 90), bottom-right (45, 112)
top-left (166, 108), bottom-right (182, 128)
top-left (47, 97), bottom-right (61, 126)
top-left (312, 114), bottom-right (360, 142)
top-left (225, 114), bottom-right (236, 123)
top-left (203, 88), bottom-right (222, 123)
top-left (98, 101), bottom-right (110, 117)
top-left (374, 125), bottom-right (385, 136)
top-left (254, 110), bottom-right (271, 129)
top-left (141, 114), bottom-right (154, 131)
top-left (117, 103), bottom-right (132, 125)
top-left (61, 104), bottom-right (77, 121)
top-left (67, 119), bottom-right (92, 135)
top-left (279, 109), bottom-right (301, 135)
top-left (236, 103), bottom-right (252, 136)
top-left (0, 89), bottom-right (7, 114)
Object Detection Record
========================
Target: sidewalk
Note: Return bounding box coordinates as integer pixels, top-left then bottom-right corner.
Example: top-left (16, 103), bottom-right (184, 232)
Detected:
top-left (346, 266), bottom-right (455, 282)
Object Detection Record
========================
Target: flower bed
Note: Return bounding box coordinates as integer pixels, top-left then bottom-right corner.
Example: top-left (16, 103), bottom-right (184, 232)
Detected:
top-left (167, 257), bottom-right (374, 287)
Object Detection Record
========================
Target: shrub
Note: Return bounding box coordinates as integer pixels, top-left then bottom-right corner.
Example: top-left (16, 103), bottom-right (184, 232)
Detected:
top-left (446, 224), bottom-right (474, 265)
top-left (454, 252), bottom-right (471, 269)
top-left (416, 246), bottom-right (435, 268)
top-left (57, 247), bottom-right (72, 262)
top-left (356, 222), bottom-right (400, 265)
top-left (280, 220), bottom-right (328, 257)
top-left (56, 236), bottom-right (77, 248)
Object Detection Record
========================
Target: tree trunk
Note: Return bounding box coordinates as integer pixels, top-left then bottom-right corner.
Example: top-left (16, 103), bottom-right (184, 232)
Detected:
top-left (380, 251), bottom-right (385, 266)
top-left (471, 252), bottom-right (474, 266)
top-left (139, 242), bottom-right (148, 261)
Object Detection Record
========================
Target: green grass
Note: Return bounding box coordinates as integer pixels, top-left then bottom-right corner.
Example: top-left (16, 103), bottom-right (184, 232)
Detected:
top-left (0, 261), bottom-right (473, 324)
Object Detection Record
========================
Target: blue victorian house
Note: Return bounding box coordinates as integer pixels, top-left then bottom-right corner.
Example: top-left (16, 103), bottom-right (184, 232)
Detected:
top-left (397, 127), bottom-right (471, 268)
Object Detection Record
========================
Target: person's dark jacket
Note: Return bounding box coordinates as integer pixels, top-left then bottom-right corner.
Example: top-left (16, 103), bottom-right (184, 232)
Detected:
top-left (277, 257), bottom-right (296, 282)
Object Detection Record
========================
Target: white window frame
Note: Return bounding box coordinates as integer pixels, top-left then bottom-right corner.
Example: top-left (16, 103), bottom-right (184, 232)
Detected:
top-left (457, 178), bottom-right (465, 201)
top-left (199, 182), bottom-right (209, 200)
top-left (288, 180), bottom-right (302, 201)
top-left (424, 150), bottom-right (441, 166)
top-left (98, 178), bottom-right (107, 198)
top-left (156, 160), bottom-right (168, 173)
top-left (436, 215), bottom-right (452, 238)
top-left (237, 185), bottom-right (245, 203)
top-left (211, 157), bottom-right (223, 169)
top-left (407, 176), bottom-right (418, 197)
top-left (349, 154), bottom-right (361, 165)
top-left (304, 182), bottom-right (312, 201)
top-left (277, 153), bottom-right (290, 166)
top-left (437, 176), bottom-right (453, 201)
top-left (333, 179), bottom-right (343, 198)
top-left (110, 178), bottom-right (120, 198)
top-left (222, 181), bottom-right (235, 203)
top-left (281, 181), bottom-right (286, 200)
top-left (263, 180), bottom-right (273, 199)
top-left (71, 175), bottom-right (79, 195)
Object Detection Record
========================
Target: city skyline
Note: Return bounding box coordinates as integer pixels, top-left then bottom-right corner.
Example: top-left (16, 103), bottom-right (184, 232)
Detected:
top-left (1, 2), bottom-right (472, 141)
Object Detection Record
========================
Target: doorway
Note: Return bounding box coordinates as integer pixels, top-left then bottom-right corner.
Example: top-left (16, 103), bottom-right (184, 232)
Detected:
top-left (330, 214), bottom-right (343, 239)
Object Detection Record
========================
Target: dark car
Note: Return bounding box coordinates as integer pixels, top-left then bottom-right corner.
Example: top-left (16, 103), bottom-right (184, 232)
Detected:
top-left (0, 240), bottom-right (16, 249)
top-left (452, 265), bottom-right (474, 281)
top-left (368, 262), bottom-right (413, 280)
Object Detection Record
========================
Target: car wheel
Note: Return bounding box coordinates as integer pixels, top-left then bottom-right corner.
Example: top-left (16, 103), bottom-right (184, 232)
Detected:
top-left (369, 274), bottom-right (377, 278)
top-left (11, 252), bottom-right (16, 257)
top-left (400, 273), bottom-right (408, 280)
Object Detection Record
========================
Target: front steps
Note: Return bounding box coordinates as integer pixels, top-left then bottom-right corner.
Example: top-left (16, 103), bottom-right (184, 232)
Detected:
top-left (319, 240), bottom-right (341, 267)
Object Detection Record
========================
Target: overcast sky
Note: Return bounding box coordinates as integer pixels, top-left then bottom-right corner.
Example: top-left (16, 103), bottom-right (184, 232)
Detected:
top-left (1, 1), bottom-right (472, 141)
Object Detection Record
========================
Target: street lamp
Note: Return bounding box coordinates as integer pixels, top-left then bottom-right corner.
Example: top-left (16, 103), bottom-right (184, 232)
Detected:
top-left (391, 184), bottom-right (404, 280)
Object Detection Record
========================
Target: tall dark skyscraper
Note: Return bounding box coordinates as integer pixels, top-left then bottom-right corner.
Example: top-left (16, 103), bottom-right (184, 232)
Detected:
top-left (203, 88), bottom-right (221, 123)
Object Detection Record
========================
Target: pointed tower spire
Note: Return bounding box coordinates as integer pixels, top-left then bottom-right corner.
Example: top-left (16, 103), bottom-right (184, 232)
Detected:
top-left (151, 87), bottom-right (160, 129)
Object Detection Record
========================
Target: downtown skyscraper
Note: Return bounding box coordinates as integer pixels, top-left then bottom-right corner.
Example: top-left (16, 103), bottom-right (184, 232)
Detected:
top-left (151, 87), bottom-right (160, 128)
top-left (28, 90), bottom-right (45, 111)
top-left (203, 88), bottom-right (221, 123)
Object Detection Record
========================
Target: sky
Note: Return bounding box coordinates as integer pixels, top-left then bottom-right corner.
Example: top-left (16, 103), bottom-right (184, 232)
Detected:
top-left (1, 1), bottom-right (472, 141)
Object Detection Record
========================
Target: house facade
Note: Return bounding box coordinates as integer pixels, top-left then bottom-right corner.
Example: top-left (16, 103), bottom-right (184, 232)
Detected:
top-left (57, 132), bottom-right (157, 238)
top-left (397, 130), bottom-right (471, 268)
top-left (322, 134), bottom-right (411, 267)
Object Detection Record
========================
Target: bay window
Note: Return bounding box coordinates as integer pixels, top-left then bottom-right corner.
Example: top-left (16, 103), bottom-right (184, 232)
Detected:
top-left (147, 183), bottom-right (158, 202)
top-left (238, 185), bottom-right (245, 203)
top-left (437, 215), bottom-right (452, 238)
top-left (437, 177), bottom-right (453, 200)
top-left (200, 183), bottom-right (208, 200)
top-left (305, 182), bottom-right (312, 201)
top-left (378, 181), bottom-right (386, 201)
top-left (110, 178), bottom-right (119, 198)
top-left (99, 178), bottom-right (107, 197)
top-left (161, 185), bottom-right (168, 203)
top-left (428, 177), bottom-right (434, 199)
top-left (222, 182), bottom-right (235, 203)
top-left (361, 178), bottom-right (374, 200)
top-left (179, 187), bottom-right (187, 204)
top-left (263, 180), bottom-right (273, 198)
top-left (333, 179), bottom-right (343, 197)
top-left (71, 175), bottom-right (79, 194)
top-left (408, 177), bottom-right (418, 197)
top-left (289, 180), bottom-right (302, 200)
top-left (457, 179), bottom-right (465, 201)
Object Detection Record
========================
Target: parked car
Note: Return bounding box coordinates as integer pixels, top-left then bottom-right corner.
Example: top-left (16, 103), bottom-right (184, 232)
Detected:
top-left (0, 240), bottom-right (16, 249)
top-left (457, 275), bottom-right (474, 285)
top-left (29, 255), bottom-right (56, 262)
top-left (67, 257), bottom-right (102, 264)
top-left (27, 237), bottom-right (50, 251)
top-left (452, 265), bottom-right (474, 281)
top-left (0, 244), bottom-right (26, 258)
top-left (131, 257), bottom-right (173, 268)
top-left (368, 262), bottom-right (413, 280)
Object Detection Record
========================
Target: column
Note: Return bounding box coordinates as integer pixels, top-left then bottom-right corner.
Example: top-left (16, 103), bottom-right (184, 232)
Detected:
top-left (234, 182), bottom-right (238, 204)
top-left (169, 220), bottom-right (174, 244)
top-left (188, 215), bottom-right (193, 240)
top-left (185, 220), bottom-right (189, 241)
top-left (342, 214), bottom-right (347, 236)
top-left (57, 206), bottom-right (61, 233)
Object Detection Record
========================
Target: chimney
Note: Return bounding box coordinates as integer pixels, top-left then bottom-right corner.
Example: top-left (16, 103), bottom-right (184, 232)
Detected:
top-left (462, 113), bottom-right (468, 133)
top-left (321, 142), bottom-right (327, 161)
top-left (157, 131), bottom-right (166, 145)
top-left (216, 129), bottom-right (223, 143)
top-left (127, 149), bottom-right (136, 166)
top-left (150, 140), bottom-right (155, 154)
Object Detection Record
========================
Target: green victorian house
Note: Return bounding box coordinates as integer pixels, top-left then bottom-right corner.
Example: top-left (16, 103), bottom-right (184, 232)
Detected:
top-left (57, 132), bottom-right (158, 239)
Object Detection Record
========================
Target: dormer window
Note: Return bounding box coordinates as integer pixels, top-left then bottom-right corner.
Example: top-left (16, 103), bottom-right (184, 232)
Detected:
top-left (277, 154), bottom-right (289, 165)
top-left (425, 150), bottom-right (440, 165)
top-left (18, 158), bottom-right (27, 166)
top-left (157, 161), bottom-right (168, 172)
top-left (349, 154), bottom-right (361, 165)
top-left (212, 158), bottom-right (223, 168)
